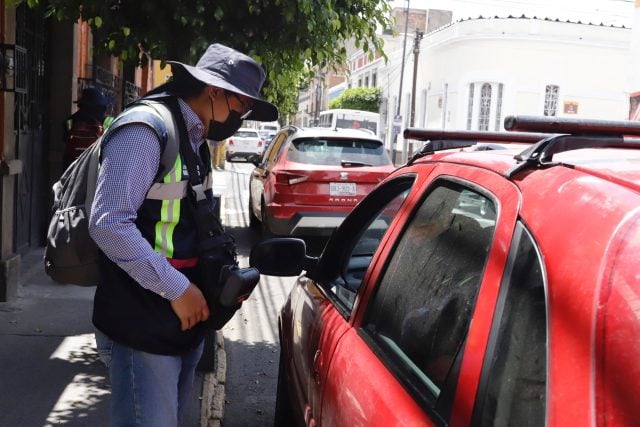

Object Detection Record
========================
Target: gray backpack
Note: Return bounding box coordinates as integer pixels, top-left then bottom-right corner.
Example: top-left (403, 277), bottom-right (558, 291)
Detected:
top-left (44, 100), bottom-right (179, 286)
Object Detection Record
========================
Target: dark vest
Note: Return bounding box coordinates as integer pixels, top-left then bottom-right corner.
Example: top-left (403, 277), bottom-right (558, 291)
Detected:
top-left (92, 97), bottom-right (215, 355)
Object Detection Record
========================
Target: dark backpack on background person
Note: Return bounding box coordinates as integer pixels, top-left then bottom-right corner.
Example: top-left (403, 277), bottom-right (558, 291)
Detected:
top-left (45, 100), bottom-right (179, 286)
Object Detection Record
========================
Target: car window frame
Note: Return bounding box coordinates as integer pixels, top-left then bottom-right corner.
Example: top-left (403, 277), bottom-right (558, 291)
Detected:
top-left (310, 174), bottom-right (418, 318)
top-left (352, 175), bottom-right (501, 423)
top-left (471, 221), bottom-right (548, 426)
top-left (263, 131), bottom-right (288, 167)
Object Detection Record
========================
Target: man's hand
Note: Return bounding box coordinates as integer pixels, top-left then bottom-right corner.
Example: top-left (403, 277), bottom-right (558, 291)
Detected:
top-left (170, 283), bottom-right (210, 331)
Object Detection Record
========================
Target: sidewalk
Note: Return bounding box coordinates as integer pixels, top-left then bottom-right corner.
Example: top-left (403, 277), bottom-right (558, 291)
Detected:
top-left (0, 247), bottom-right (226, 427)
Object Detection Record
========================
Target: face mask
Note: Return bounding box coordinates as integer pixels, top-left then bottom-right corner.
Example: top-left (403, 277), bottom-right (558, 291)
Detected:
top-left (207, 94), bottom-right (243, 141)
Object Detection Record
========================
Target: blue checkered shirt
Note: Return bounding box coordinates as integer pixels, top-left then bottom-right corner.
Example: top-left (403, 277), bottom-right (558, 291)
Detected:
top-left (89, 98), bottom-right (206, 301)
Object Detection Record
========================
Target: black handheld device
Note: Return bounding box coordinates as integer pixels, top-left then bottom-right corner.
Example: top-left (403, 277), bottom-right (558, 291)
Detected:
top-left (218, 265), bottom-right (261, 307)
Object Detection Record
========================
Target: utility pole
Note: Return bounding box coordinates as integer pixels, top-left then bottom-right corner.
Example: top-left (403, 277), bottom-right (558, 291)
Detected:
top-left (410, 29), bottom-right (424, 127)
top-left (392, 0), bottom-right (410, 164)
top-left (403, 29), bottom-right (424, 164)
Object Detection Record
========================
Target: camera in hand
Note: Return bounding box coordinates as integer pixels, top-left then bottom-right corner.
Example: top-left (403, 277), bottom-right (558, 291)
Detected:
top-left (218, 265), bottom-right (260, 307)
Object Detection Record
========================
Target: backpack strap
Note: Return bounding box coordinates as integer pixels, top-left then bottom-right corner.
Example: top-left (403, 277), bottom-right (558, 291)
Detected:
top-left (101, 99), bottom-right (180, 183)
top-left (135, 100), bottom-right (180, 182)
top-left (84, 142), bottom-right (102, 214)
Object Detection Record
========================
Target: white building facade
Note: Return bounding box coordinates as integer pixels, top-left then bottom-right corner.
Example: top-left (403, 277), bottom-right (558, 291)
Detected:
top-left (346, 16), bottom-right (631, 161)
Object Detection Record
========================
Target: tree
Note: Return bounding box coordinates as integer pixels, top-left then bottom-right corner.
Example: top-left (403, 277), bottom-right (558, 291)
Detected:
top-left (12, 0), bottom-right (393, 119)
top-left (328, 86), bottom-right (382, 112)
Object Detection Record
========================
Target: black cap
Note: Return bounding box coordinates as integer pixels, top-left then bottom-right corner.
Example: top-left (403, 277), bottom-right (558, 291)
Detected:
top-left (78, 87), bottom-right (111, 108)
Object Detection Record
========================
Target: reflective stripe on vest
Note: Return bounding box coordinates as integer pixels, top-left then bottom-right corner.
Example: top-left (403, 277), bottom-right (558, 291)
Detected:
top-left (154, 156), bottom-right (183, 258)
top-left (146, 173), bottom-right (213, 200)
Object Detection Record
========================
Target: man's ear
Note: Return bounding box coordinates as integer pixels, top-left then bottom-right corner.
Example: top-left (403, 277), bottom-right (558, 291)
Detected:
top-left (209, 86), bottom-right (223, 99)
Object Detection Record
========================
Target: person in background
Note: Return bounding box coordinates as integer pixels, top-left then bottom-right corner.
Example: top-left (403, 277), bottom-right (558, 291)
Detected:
top-left (208, 138), bottom-right (227, 169)
top-left (63, 87), bottom-right (113, 168)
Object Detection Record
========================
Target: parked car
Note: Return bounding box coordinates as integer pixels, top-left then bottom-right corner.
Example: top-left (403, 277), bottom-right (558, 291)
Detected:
top-left (248, 126), bottom-right (395, 236)
top-left (251, 115), bottom-right (640, 426)
top-left (226, 128), bottom-right (264, 161)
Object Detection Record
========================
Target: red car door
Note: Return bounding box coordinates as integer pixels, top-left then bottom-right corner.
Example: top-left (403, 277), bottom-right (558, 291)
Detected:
top-left (318, 163), bottom-right (521, 426)
top-left (282, 173), bottom-right (422, 426)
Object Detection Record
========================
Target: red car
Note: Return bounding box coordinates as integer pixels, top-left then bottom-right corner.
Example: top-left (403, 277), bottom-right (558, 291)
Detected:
top-left (250, 115), bottom-right (640, 426)
top-left (248, 126), bottom-right (395, 236)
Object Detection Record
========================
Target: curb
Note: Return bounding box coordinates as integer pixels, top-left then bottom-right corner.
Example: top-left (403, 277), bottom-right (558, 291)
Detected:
top-left (202, 166), bottom-right (229, 427)
top-left (201, 331), bottom-right (226, 427)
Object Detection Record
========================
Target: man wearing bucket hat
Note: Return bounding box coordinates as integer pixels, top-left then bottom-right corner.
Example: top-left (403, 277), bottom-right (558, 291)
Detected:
top-left (88, 44), bottom-right (278, 426)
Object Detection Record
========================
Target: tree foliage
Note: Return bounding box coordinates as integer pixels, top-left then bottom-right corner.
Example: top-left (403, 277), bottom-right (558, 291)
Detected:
top-left (328, 86), bottom-right (382, 112)
top-left (12, 0), bottom-right (393, 118)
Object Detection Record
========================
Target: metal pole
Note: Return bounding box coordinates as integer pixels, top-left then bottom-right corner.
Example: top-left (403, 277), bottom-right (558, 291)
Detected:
top-left (406, 29), bottom-right (423, 162)
top-left (410, 30), bottom-right (423, 127)
top-left (392, 0), bottom-right (410, 164)
top-left (397, 0), bottom-right (410, 118)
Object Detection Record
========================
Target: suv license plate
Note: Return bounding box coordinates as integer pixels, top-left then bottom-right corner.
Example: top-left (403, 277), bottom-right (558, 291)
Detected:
top-left (330, 182), bottom-right (356, 196)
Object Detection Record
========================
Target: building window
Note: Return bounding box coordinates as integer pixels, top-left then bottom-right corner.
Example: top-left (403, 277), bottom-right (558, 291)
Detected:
top-left (365, 75), bottom-right (370, 87)
top-left (495, 83), bottom-right (504, 131)
top-left (467, 83), bottom-right (475, 130)
top-left (358, 78), bottom-right (362, 87)
top-left (372, 71), bottom-right (377, 87)
top-left (478, 83), bottom-right (492, 131)
top-left (544, 85), bottom-right (559, 116)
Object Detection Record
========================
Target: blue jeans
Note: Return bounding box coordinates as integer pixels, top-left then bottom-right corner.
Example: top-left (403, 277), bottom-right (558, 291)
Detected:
top-left (95, 329), bottom-right (204, 427)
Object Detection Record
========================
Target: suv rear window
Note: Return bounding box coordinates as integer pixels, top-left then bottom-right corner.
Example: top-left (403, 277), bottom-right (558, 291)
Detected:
top-left (234, 130), bottom-right (259, 138)
top-left (288, 137), bottom-right (392, 166)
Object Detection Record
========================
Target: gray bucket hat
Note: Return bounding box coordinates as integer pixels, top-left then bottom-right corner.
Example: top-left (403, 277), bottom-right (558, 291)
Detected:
top-left (168, 43), bottom-right (278, 122)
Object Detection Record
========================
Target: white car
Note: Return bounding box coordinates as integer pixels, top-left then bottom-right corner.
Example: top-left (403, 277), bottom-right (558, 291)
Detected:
top-left (226, 128), bottom-right (264, 161)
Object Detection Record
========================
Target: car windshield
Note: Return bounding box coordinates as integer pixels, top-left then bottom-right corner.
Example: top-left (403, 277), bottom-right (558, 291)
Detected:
top-left (288, 137), bottom-right (392, 166)
top-left (235, 130), bottom-right (259, 138)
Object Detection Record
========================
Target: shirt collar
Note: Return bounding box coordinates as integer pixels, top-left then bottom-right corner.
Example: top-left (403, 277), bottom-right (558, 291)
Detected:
top-left (177, 97), bottom-right (205, 145)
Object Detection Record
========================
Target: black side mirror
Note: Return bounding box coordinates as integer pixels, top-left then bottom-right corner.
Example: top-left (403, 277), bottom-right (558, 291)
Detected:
top-left (249, 238), bottom-right (318, 276)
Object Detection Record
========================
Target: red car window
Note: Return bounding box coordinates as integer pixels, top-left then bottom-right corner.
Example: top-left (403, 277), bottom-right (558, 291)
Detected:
top-left (473, 222), bottom-right (547, 426)
top-left (361, 180), bottom-right (497, 417)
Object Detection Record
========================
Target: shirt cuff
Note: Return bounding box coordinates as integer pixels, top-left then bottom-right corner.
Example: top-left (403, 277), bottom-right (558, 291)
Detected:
top-left (161, 269), bottom-right (190, 301)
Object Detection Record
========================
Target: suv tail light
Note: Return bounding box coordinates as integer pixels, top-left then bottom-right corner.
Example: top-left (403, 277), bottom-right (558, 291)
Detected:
top-left (228, 138), bottom-right (234, 145)
top-left (258, 140), bottom-right (263, 147)
top-left (274, 171), bottom-right (308, 185)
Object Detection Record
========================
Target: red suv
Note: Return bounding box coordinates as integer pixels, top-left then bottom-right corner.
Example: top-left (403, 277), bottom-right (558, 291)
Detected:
top-left (248, 126), bottom-right (395, 236)
top-left (250, 116), bottom-right (640, 426)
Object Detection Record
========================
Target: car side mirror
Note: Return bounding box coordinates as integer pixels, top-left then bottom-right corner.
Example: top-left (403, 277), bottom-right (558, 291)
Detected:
top-left (247, 153), bottom-right (262, 167)
top-left (249, 238), bottom-right (318, 276)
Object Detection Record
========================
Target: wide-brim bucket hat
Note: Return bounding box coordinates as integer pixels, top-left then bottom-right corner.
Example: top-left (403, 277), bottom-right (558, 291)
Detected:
top-left (168, 43), bottom-right (278, 122)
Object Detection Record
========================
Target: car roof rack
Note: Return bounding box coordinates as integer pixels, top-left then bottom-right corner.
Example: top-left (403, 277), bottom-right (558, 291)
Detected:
top-left (404, 115), bottom-right (640, 174)
top-left (504, 115), bottom-right (640, 177)
top-left (403, 128), bottom-right (549, 165)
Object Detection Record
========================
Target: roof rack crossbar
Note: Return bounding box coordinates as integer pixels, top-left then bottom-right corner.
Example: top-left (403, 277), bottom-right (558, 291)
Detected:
top-left (407, 139), bottom-right (475, 165)
top-left (504, 115), bottom-right (640, 136)
top-left (404, 128), bottom-right (549, 143)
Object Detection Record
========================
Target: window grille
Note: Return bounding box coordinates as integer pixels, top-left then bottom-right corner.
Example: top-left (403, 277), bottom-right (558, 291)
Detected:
top-left (495, 83), bottom-right (504, 131)
top-left (544, 85), bottom-right (559, 116)
top-left (467, 83), bottom-right (475, 130)
top-left (479, 83), bottom-right (492, 131)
